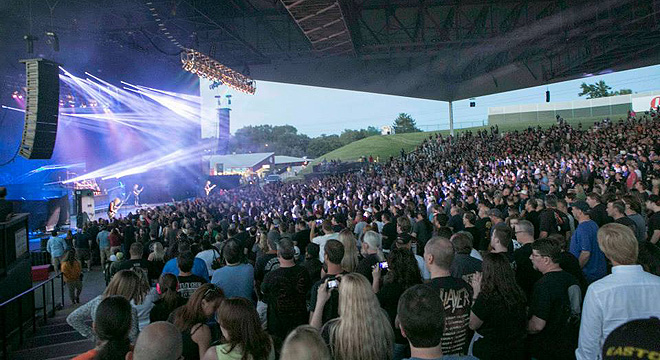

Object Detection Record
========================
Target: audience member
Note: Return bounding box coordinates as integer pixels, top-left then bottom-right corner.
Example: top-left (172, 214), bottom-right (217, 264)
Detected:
top-left (424, 237), bottom-right (472, 356)
top-left (312, 273), bottom-right (394, 360)
top-left (469, 253), bottom-right (527, 360)
top-left (211, 238), bottom-right (255, 301)
top-left (73, 296), bottom-right (133, 360)
top-left (68, 270), bottom-right (144, 342)
top-left (576, 224), bottom-right (660, 360)
top-left (356, 230), bottom-right (385, 283)
top-left (569, 201), bottom-right (607, 283)
top-left (280, 325), bottom-right (331, 360)
top-left (528, 238), bottom-right (582, 360)
top-left (261, 238), bottom-right (311, 341)
top-left (150, 273), bottom-right (186, 323)
top-left (449, 232), bottom-right (482, 284)
top-left (397, 284), bottom-right (478, 360)
top-left (202, 297), bottom-right (275, 360)
top-left (177, 251), bottom-right (208, 299)
top-left (171, 283), bottom-right (224, 360)
top-left (127, 321), bottom-right (183, 360)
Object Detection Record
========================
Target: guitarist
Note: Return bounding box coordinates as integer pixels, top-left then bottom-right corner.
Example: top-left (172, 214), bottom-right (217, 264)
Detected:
top-left (204, 180), bottom-right (216, 197)
top-left (108, 198), bottom-right (122, 220)
top-left (133, 184), bottom-right (144, 207)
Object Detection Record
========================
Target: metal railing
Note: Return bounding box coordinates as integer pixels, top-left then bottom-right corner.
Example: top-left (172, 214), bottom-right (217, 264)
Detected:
top-left (0, 272), bottom-right (65, 360)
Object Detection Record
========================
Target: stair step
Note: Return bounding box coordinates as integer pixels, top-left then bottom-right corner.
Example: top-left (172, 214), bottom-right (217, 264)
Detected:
top-left (22, 330), bottom-right (86, 349)
top-left (11, 339), bottom-right (94, 360)
top-left (34, 322), bottom-right (77, 336)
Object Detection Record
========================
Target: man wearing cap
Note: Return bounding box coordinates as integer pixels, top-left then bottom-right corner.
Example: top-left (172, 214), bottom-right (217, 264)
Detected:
top-left (576, 224), bottom-right (660, 360)
top-left (570, 201), bottom-right (607, 283)
top-left (600, 318), bottom-right (660, 360)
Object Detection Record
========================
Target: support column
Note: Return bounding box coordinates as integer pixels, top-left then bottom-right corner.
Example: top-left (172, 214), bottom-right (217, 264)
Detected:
top-left (448, 101), bottom-right (454, 136)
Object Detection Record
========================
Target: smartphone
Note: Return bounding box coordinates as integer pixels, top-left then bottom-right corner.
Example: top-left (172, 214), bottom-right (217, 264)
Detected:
top-left (327, 279), bottom-right (339, 290)
top-left (378, 261), bottom-right (389, 269)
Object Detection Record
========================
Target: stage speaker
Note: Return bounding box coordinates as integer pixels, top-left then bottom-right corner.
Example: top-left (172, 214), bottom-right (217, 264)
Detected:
top-left (19, 58), bottom-right (60, 160)
top-left (75, 189), bottom-right (95, 228)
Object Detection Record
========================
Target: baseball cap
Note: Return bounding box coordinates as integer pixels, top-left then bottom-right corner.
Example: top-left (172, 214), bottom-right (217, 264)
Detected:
top-left (570, 201), bottom-right (591, 213)
top-left (602, 318), bottom-right (660, 359)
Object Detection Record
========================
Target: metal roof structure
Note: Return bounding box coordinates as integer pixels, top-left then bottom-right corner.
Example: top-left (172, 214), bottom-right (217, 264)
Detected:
top-left (207, 152), bottom-right (275, 169)
top-left (1, 0), bottom-right (659, 101)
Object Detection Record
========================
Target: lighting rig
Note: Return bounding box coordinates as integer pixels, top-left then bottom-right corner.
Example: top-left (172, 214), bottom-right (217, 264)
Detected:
top-left (180, 48), bottom-right (256, 94)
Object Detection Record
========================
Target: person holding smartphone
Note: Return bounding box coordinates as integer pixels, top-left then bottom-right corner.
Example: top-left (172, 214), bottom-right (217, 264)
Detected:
top-left (308, 240), bottom-right (346, 328)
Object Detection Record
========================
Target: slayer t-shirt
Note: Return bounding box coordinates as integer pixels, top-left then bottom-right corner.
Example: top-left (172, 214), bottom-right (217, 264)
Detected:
top-left (427, 276), bottom-right (473, 356)
top-left (177, 274), bottom-right (207, 299)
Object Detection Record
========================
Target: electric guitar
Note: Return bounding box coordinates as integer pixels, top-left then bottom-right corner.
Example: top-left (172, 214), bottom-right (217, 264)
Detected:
top-left (205, 184), bottom-right (216, 196)
top-left (108, 200), bottom-right (125, 219)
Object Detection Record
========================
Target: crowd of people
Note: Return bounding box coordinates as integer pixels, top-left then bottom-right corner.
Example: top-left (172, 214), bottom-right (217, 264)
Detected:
top-left (51, 111), bottom-right (660, 360)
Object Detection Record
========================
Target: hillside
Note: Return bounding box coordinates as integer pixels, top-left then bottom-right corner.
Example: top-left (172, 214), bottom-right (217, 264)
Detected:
top-left (308, 114), bottom-right (620, 166)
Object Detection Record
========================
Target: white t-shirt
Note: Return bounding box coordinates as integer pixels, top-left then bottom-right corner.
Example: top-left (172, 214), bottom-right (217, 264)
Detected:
top-left (312, 233), bottom-right (339, 262)
top-left (196, 249), bottom-right (219, 278)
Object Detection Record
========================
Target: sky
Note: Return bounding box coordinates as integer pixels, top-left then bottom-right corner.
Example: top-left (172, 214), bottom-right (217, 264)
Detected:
top-left (208, 63), bottom-right (660, 137)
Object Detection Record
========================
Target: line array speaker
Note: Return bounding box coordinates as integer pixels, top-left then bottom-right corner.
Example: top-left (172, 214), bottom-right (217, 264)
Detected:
top-left (19, 58), bottom-right (60, 160)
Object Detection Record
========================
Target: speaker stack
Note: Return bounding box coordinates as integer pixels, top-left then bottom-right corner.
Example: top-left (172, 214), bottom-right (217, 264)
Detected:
top-left (19, 58), bottom-right (60, 160)
top-left (75, 189), bottom-right (95, 228)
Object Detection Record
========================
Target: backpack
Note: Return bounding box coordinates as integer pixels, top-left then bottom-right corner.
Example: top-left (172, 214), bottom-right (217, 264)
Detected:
top-left (552, 209), bottom-right (571, 236)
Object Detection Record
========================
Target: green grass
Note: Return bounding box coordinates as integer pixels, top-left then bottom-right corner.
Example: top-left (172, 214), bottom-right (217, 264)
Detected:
top-left (301, 114), bottom-right (629, 174)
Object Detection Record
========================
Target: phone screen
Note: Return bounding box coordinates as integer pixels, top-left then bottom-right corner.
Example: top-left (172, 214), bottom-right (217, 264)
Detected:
top-left (327, 280), bottom-right (339, 289)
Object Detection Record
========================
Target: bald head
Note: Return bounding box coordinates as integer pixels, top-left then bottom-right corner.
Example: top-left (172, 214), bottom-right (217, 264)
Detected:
top-left (128, 322), bottom-right (182, 360)
top-left (424, 236), bottom-right (454, 270)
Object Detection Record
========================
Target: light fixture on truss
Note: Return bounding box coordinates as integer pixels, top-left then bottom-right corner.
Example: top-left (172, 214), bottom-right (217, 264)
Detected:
top-left (181, 48), bottom-right (256, 95)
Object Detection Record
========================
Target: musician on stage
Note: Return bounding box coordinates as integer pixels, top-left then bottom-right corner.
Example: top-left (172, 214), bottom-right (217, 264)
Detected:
top-left (133, 184), bottom-right (144, 207)
top-left (108, 198), bottom-right (121, 220)
top-left (204, 180), bottom-right (216, 197)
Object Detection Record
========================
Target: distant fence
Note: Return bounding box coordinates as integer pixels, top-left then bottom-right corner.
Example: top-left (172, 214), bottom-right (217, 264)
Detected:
top-left (417, 120), bottom-right (487, 132)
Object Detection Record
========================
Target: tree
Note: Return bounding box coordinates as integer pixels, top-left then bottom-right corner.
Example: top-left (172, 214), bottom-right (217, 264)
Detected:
top-left (579, 81), bottom-right (633, 98)
top-left (307, 134), bottom-right (344, 158)
top-left (393, 113), bottom-right (421, 133)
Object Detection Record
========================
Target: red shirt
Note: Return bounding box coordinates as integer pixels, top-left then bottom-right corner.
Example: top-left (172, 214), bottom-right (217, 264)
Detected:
top-left (108, 232), bottom-right (121, 247)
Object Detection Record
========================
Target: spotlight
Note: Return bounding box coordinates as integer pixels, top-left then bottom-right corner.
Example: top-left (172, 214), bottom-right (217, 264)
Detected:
top-left (45, 31), bottom-right (60, 52)
top-left (180, 48), bottom-right (256, 94)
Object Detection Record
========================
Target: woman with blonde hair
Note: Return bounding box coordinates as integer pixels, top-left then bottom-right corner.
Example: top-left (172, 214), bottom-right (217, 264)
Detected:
top-left (311, 273), bottom-right (394, 360)
top-left (338, 229), bottom-right (359, 272)
top-left (171, 283), bottom-right (225, 360)
top-left (280, 325), bottom-right (331, 360)
top-left (148, 241), bottom-right (166, 278)
top-left (67, 269), bottom-right (146, 342)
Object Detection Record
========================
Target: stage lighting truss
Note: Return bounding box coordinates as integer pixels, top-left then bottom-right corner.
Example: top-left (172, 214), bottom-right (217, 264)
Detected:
top-left (181, 48), bottom-right (256, 95)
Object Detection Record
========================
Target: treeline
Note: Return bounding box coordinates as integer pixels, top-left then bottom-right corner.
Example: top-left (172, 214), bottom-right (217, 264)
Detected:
top-left (227, 125), bottom-right (380, 158)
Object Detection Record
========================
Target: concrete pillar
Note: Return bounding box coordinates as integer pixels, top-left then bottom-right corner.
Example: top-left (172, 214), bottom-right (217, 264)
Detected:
top-left (449, 101), bottom-right (454, 136)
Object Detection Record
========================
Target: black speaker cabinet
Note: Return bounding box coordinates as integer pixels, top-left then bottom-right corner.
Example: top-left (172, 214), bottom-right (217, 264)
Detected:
top-left (19, 58), bottom-right (60, 160)
top-left (75, 189), bottom-right (95, 228)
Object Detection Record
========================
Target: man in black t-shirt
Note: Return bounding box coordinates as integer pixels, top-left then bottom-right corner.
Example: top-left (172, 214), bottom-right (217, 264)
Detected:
top-left (587, 193), bottom-right (613, 227)
top-left (356, 231), bottom-right (383, 283)
top-left (254, 231), bottom-right (280, 298)
top-left (292, 220), bottom-right (311, 255)
top-left (449, 232), bottom-right (482, 284)
top-left (513, 220), bottom-right (542, 300)
top-left (645, 195), bottom-right (660, 245)
top-left (606, 200), bottom-right (637, 235)
top-left (381, 213), bottom-right (398, 251)
top-left (528, 238), bottom-right (582, 360)
top-left (177, 251), bottom-right (207, 299)
top-left (424, 236), bottom-right (473, 356)
top-left (538, 194), bottom-right (569, 239)
top-left (309, 240), bottom-right (345, 326)
top-left (115, 242), bottom-right (151, 281)
top-left (261, 238), bottom-right (311, 341)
